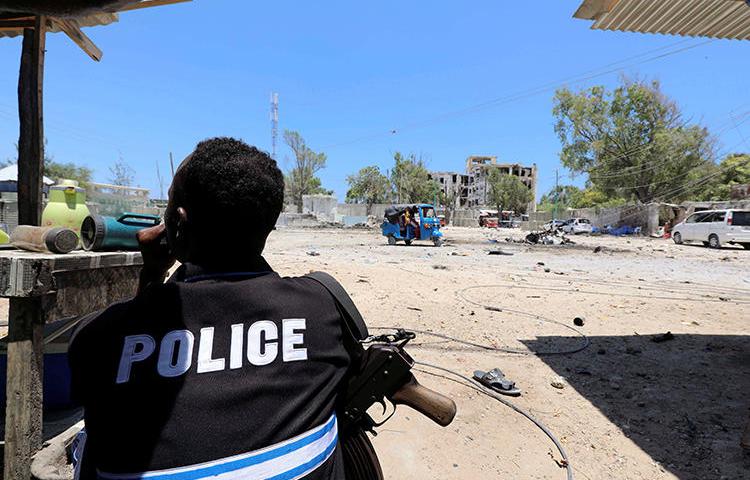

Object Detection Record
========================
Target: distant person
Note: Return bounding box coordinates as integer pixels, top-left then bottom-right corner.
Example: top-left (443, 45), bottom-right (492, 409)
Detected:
top-left (69, 138), bottom-right (353, 479)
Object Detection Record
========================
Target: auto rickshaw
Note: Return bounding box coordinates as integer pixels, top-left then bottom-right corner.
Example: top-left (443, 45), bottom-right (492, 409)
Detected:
top-left (381, 204), bottom-right (444, 246)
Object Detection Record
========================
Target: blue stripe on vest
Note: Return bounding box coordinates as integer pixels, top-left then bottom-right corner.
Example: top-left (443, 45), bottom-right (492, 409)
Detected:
top-left (97, 414), bottom-right (338, 480)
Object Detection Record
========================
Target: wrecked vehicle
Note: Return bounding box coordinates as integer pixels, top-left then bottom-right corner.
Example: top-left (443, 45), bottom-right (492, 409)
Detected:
top-left (561, 217), bottom-right (593, 235)
top-left (382, 204), bottom-right (444, 246)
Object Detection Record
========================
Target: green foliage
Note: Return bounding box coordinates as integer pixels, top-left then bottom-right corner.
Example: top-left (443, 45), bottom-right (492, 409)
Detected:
top-left (537, 185), bottom-right (582, 212)
top-left (7, 141), bottom-right (92, 188)
top-left (346, 166), bottom-right (390, 214)
top-left (283, 130), bottom-right (329, 212)
top-left (538, 184), bottom-right (626, 211)
top-left (390, 152), bottom-right (440, 204)
top-left (695, 153), bottom-right (750, 201)
top-left (553, 77), bottom-right (715, 203)
top-left (45, 161), bottom-right (93, 189)
top-left (487, 170), bottom-right (532, 214)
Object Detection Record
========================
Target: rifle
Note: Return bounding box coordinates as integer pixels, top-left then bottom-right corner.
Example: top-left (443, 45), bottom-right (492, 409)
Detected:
top-left (340, 329), bottom-right (456, 433)
top-left (305, 273), bottom-right (457, 479)
top-left (339, 329), bottom-right (456, 480)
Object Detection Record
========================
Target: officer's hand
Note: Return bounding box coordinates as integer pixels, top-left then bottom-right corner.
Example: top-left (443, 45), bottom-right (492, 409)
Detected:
top-left (137, 224), bottom-right (175, 290)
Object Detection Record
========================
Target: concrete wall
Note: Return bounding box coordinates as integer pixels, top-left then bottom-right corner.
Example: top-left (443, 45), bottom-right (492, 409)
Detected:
top-left (302, 195), bottom-right (338, 223)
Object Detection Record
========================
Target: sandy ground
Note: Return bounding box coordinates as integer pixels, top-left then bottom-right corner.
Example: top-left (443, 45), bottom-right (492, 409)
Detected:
top-left (262, 226), bottom-right (749, 480)
top-left (0, 226), bottom-right (747, 479)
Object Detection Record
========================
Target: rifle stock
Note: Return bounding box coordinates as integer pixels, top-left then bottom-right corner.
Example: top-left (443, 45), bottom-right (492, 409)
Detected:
top-left (390, 374), bottom-right (456, 427)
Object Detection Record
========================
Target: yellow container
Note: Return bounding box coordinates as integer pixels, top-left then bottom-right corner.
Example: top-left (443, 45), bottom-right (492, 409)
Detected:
top-left (41, 179), bottom-right (90, 239)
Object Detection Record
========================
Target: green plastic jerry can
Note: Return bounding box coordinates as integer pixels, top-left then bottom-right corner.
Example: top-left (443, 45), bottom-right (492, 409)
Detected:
top-left (41, 179), bottom-right (90, 239)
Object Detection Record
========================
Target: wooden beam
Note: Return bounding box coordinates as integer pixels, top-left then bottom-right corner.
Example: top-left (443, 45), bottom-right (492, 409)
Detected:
top-left (3, 297), bottom-right (45, 480)
top-left (573, 0), bottom-right (620, 20)
top-left (54, 18), bottom-right (103, 62)
top-left (16, 16), bottom-right (45, 228)
top-left (0, 18), bottom-right (35, 30)
top-left (118, 0), bottom-right (192, 12)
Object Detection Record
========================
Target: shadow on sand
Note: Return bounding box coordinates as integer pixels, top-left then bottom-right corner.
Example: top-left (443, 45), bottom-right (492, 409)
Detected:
top-left (522, 334), bottom-right (750, 479)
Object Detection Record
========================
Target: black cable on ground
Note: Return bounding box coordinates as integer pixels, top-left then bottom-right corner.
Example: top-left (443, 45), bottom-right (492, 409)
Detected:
top-left (415, 362), bottom-right (574, 480)
top-left (372, 325), bottom-right (589, 356)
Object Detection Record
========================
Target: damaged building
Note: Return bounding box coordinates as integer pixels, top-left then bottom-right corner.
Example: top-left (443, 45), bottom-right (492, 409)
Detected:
top-left (430, 156), bottom-right (537, 212)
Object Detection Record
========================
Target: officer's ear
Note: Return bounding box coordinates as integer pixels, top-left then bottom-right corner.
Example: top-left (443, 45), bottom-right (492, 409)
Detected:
top-left (168, 207), bottom-right (190, 261)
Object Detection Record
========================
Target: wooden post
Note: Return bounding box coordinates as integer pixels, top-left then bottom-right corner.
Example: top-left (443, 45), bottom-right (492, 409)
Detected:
top-left (7, 16), bottom-right (47, 480)
top-left (4, 297), bottom-right (45, 480)
top-left (17, 16), bottom-right (46, 226)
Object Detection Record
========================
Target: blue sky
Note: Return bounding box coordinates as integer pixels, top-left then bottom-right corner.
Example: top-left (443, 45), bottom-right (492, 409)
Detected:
top-left (1, 1), bottom-right (748, 201)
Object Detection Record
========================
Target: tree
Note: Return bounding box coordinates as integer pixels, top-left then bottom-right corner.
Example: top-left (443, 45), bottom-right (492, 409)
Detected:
top-left (109, 158), bottom-right (135, 186)
top-left (537, 184), bottom-right (627, 211)
top-left (696, 153), bottom-right (750, 200)
top-left (443, 180), bottom-right (463, 225)
top-left (487, 171), bottom-right (532, 214)
top-left (553, 77), bottom-right (715, 204)
top-left (346, 166), bottom-right (390, 215)
top-left (537, 185), bottom-right (582, 212)
top-left (7, 141), bottom-right (92, 188)
top-left (45, 161), bottom-right (93, 188)
top-left (390, 152), bottom-right (440, 204)
top-left (284, 130), bottom-right (329, 212)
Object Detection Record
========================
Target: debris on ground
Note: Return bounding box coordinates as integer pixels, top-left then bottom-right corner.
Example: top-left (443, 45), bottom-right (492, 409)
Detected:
top-left (488, 250), bottom-right (514, 256)
top-left (432, 265), bottom-right (448, 270)
top-left (306, 251), bottom-right (320, 256)
top-left (652, 331), bottom-right (675, 343)
top-left (407, 306), bottom-right (422, 312)
top-left (593, 246), bottom-right (603, 253)
top-left (485, 306), bottom-right (503, 312)
top-left (574, 317), bottom-right (585, 327)
top-left (550, 376), bottom-right (567, 389)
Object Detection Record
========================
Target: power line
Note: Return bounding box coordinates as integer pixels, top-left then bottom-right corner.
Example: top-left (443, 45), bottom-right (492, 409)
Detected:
top-left (321, 39), bottom-right (713, 150)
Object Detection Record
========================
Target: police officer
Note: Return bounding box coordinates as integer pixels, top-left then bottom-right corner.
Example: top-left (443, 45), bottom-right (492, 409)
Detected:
top-left (69, 138), bottom-right (351, 479)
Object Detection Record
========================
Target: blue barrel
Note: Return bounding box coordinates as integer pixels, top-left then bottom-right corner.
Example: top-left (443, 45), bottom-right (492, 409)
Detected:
top-left (81, 212), bottom-right (160, 251)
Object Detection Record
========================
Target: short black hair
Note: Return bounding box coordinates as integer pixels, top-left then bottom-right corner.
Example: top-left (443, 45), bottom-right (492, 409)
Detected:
top-left (174, 137), bottom-right (284, 242)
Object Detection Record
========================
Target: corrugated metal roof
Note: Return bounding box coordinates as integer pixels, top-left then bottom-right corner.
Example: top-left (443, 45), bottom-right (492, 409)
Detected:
top-left (574, 0), bottom-right (750, 40)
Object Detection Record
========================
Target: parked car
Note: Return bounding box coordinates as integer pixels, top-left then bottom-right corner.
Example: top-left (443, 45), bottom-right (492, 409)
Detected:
top-left (671, 209), bottom-right (750, 249)
top-left (562, 218), bottom-right (593, 235)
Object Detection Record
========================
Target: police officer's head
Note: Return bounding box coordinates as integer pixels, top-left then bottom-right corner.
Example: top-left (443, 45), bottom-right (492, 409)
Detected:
top-left (165, 137), bottom-right (284, 264)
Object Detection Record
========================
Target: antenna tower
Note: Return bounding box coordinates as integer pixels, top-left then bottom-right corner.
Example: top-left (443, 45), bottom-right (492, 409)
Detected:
top-left (270, 92), bottom-right (279, 159)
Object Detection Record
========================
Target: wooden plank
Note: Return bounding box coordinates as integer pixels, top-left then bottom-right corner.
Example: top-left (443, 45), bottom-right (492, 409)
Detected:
top-left (3, 296), bottom-right (45, 480)
top-left (16, 16), bottom-right (46, 227)
top-left (118, 0), bottom-right (192, 12)
top-left (54, 18), bottom-right (103, 62)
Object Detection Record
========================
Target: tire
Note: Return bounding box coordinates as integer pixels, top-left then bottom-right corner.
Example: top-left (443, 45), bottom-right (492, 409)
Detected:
top-left (673, 232), bottom-right (683, 244)
top-left (387, 235), bottom-right (396, 246)
top-left (404, 239), bottom-right (412, 246)
top-left (708, 234), bottom-right (721, 249)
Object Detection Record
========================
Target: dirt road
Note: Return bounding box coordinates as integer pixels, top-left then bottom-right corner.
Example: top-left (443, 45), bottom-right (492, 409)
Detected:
top-left (265, 226), bottom-right (750, 480)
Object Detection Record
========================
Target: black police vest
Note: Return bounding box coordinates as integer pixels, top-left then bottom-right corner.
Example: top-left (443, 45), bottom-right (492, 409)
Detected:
top-left (68, 261), bottom-right (350, 479)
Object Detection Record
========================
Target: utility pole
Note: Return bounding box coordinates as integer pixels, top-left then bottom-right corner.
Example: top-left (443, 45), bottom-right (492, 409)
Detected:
top-left (270, 92), bottom-right (279, 160)
top-left (169, 152), bottom-right (175, 179)
top-left (553, 168), bottom-right (559, 221)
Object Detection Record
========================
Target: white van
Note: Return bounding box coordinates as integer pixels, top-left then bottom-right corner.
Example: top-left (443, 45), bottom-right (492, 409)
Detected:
top-left (672, 209), bottom-right (750, 249)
